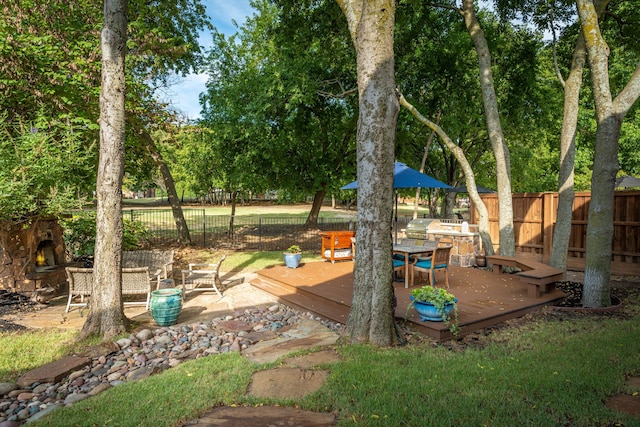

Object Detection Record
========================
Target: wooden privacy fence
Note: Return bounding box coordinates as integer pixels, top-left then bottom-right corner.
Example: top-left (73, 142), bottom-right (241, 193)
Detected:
top-left (469, 191), bottom-right (640, 276)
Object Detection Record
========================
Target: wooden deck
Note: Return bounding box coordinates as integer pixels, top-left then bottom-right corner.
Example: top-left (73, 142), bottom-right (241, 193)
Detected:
top-left (250, 261), bottom-right (566, 341)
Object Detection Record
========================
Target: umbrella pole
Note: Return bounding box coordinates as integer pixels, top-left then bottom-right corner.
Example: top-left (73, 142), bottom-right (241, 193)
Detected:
top-left (395, 192), bottom-right (398, 245)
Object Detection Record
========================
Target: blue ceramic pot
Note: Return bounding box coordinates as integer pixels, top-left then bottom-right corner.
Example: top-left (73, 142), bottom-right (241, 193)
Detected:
top-left (150, 288), bottom-right (183, 326)
top-left (283, 253), bottom-right (302, 268)
top-left (410, 295), bottom-right (457, 322)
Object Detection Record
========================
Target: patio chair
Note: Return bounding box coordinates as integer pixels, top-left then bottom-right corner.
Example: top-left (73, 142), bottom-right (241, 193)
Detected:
top-left (65, 267), bottom-right (93, 312)
top-left (412, 245), bottom-right (452, 288)
top-left (66, 267), bottom-right (157, 312)
top-left (393, 258), bottom-right (413, 286)
top-left (181, 255), bottom-right (226, 297)
top-left (121, 267), bottom-right (157, 310)
top-left (394, 238), bottom-right (416, 262)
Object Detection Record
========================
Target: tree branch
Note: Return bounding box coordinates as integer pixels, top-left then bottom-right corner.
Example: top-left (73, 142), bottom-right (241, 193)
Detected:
top-left (317, 78), bottom-right (358, 98)
top-left (612, 62), bottom-right (640, 116)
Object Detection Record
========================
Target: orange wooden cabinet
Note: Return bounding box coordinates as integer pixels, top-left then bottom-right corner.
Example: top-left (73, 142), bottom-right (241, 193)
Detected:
top-left (319, 231), bottom-right (355, 262)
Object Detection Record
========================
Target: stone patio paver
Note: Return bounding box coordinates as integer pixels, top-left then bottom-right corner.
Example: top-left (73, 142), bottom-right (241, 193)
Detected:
top-left (16, 355), bottom-right (90, 388)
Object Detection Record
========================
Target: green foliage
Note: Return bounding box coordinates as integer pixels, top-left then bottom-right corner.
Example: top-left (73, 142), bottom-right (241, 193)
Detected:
top-left (285, 245), bottom-right (302, 254)
top-left (61, 212), bottom-right (150, 258)
top-left (408, 286), bottom-right (459, 334)
top-left (0, 115), bottom-right (94, 220)
top-left (395, 3), bottom-right (552, 193)
top-left (619, 109), bottom-right (640, 176)
top-left (0, 0), bottom-right (102, 122)
top-left (410, 285), bottom-right (456, 305)
top-left (199, 0), bottom-right (358, 200)
top-left (0, 0), bottom-right (212, 201)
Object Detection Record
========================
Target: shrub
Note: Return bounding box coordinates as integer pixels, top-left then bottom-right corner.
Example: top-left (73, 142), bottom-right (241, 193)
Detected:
top-left (61, 211), bottom-right (150, 259)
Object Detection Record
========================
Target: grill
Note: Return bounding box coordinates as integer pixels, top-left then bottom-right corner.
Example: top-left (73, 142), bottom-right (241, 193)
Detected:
top-left (405, 219), bottom-right (441, 239)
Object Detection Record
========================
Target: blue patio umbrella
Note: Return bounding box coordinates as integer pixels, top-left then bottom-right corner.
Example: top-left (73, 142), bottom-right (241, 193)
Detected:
top-left (341, 161), bottom-right (452, 190)
top-left (615, 175), bottom-right (640, 189)
top-left (341, 162), bottom-right (452, 243)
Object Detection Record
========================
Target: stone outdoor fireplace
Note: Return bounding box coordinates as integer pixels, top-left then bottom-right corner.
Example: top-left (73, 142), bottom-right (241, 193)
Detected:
top-left (0, 217), bottom-right (68, 295)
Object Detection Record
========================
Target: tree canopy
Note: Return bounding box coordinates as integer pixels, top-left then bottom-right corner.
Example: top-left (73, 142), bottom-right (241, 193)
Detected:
top-left (0, 0), bottom-right (210, 221)
top-left (199, 0), bottom-right (358, 224)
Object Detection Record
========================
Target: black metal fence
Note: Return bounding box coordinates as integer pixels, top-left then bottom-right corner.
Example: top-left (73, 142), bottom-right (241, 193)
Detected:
top-left (124, 209), bottom-right (358, 252)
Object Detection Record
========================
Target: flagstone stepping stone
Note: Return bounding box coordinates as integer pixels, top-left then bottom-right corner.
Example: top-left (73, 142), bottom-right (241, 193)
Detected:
top-left (242, 319), bottom-right (339, 364)
top-left (247, 368), bottom-right (329, 400)
top-left (182, 405), bottom-right (335, 427)
top-left (16, 355), bottom-right (90, 388)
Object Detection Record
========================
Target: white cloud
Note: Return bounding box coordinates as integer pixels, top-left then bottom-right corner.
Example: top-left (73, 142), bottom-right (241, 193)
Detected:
top-left (205, 0), bottom-right (254, 38)
top-left (157, 73), bottom-right (209, 120)
top-left (160, 0), bottom-right (254, 120)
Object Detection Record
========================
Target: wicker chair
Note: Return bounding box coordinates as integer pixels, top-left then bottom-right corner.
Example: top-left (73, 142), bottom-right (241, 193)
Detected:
top-left (181, 255), bottom-right (226, 297)
top-left (65, 266), bottom-right (158, 312)
top-left (121, 267), bottom-right (157, 310)
top-left (122, 250), bottom-right (174, 280)
top-left (65, 267), bottom-right (93, 312)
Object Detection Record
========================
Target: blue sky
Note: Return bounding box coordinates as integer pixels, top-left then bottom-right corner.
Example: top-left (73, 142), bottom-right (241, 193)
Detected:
top-left (158, 0), bottom-right (255, 120)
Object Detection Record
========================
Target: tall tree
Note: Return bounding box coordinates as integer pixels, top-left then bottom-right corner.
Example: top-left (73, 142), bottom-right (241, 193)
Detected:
top-left (141, 129), bottom-right (191, 244)
top-left (495, 0), bottom-right (592, 272)
top-left (337, 0), bottom-right (399, 346)
top-left (459, 0), bottom-right (515, 257)
top-left (80, 0), bottom-right (128, 341)
top-left (550, 33), bottom-right (586, 271)
top-left (576, 0), bottom-right (640, 307)
top-left (201, 1), bottom-right (358, 228)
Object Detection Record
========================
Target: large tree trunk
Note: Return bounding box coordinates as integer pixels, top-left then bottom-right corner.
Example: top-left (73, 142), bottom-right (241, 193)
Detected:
top-left (228, 190), bottom-right (238, 237)
top-left (444, 192), bottom-right (456, 219)
top-left (399, 94), bottom-right (494, 255)
top-left (577, 0), bottom-right (640, 307)
top-left (80, 0), bottom-right (128, 341)
top-left (141, 131), bottom-right (191, 245)
top-left (550, 35), bottom-right (586, 272)
top-left (305, 186), bottom-right (327, 228)
top-left (461, 0), bottom-right (515, 257)
top-left (338, 0), bottom-right (399, 346)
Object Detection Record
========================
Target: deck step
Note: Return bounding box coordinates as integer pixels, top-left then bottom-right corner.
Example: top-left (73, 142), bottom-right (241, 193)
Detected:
top-left (516, 270), bottom-right (564, 285)
top-left (487, 255), bottom-right (553, 271)
top-left (250, 277), bottom-right (350, 325)
top-left (486, 255), bottom-right (564, 298)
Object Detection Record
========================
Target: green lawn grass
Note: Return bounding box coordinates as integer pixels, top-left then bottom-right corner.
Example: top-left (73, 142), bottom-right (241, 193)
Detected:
top-left (23, 309), bottom-right (640, 426)
top-left (0, 329), bottom-right (85, 382)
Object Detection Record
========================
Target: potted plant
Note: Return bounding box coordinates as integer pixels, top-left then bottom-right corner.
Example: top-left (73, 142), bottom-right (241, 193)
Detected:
top-left (283, 245), bottom-right (302, 268)
top-left (407, 286), bottom-right (459, 334)
top-left (475, 249), bottom-right (486, 268)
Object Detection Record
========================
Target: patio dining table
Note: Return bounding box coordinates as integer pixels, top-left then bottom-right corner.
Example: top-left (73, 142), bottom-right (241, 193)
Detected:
top-left (392, 243), bottom-right (437, 288)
